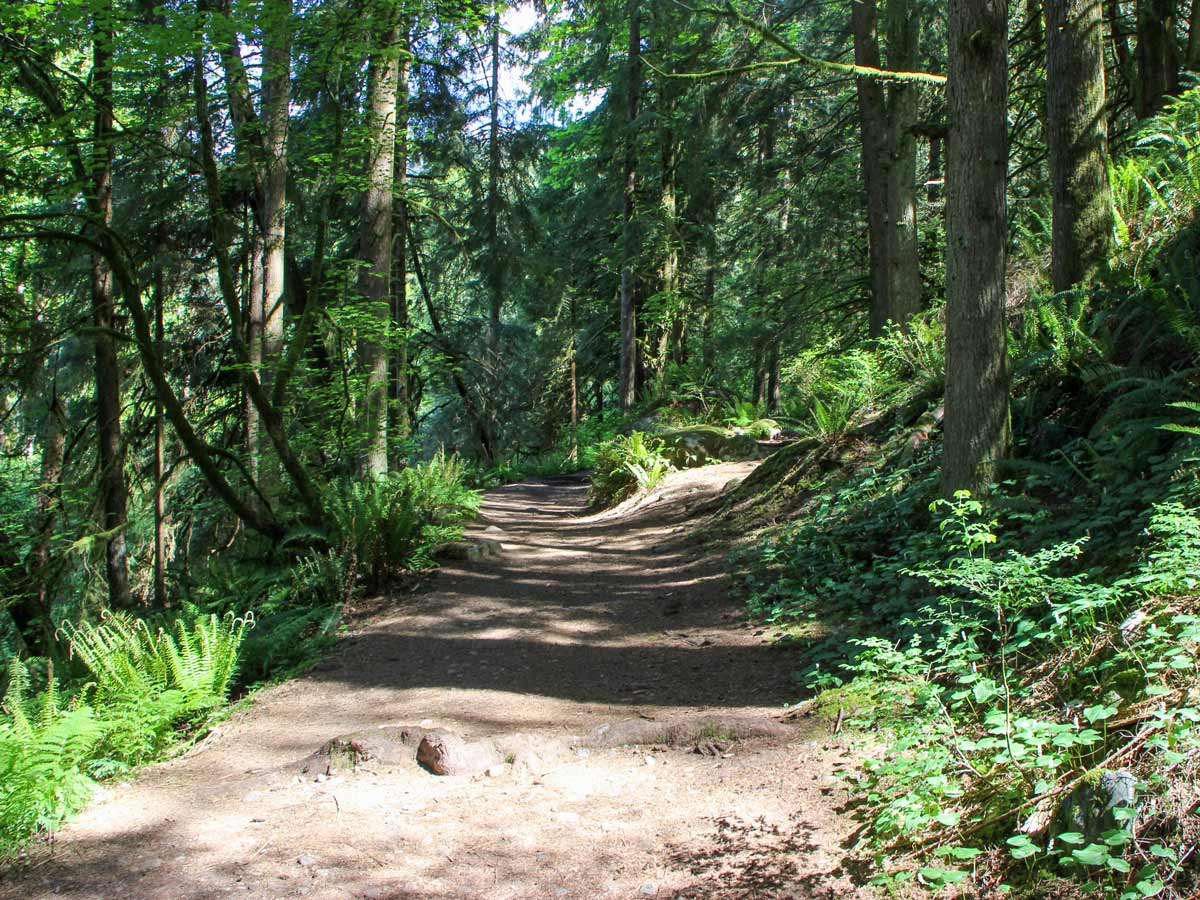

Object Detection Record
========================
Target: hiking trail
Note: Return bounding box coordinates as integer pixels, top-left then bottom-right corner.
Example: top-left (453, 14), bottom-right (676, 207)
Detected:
top-left (3, 462), bottom-right (864, 900)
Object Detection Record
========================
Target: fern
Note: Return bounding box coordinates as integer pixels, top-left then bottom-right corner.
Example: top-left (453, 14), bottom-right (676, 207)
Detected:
top-left (0, 660), bottom-right (101, 855)
top-left (324, 452), bottom-right (481, 590)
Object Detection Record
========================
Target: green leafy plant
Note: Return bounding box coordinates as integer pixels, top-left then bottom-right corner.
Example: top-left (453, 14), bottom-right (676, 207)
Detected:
top-left (0, 660), bottom-right (101, 855)
top-left (589, 432), bottom-right (674, 505)
top-left (325, 451), bottom-right (481, 589)
top-left (60, 610), bottom-right (251, 711)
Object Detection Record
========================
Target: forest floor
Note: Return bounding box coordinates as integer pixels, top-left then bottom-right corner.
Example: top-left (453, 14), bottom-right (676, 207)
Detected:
top-left (1, 462), bottom-right (867, 900)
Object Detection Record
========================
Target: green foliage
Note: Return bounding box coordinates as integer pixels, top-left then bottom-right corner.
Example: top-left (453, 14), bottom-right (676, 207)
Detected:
top-left (325, 452), bottom-right (481, 588)
top-left (61, 610), bottom-right (250, 711)
top-left (0, 660), bottom-right (101, 855)
top-left (1110, 89), bottom-right (1200, 273)
top-left (0, 609), bottom-right (252, 854)
top-left (743, 418), bottom-right (782, 440)
top-left (589, 432), bottom-right (674, 505)
top-left (876, 311), bottom-right (946, 391)
top-left (803, 495), bottom-right (1200, 897)
top-left (723, 400), bottom-right (764, 429)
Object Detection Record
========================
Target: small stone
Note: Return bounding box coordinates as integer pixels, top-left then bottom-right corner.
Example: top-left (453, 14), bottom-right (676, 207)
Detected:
top-left (640, 883), bottom-right (658, 896)
top-left (643, 755), bottom-right (656, 767)
top-left (485, 765), bottom-right (505, 778)
top-left (297, 855), bottom-right (317, 867)
top-left (553, 889), bottom-right (570, 898)
top-left (575, 748), bottom-right (590, 759)
top-left (419, 719), bottom-right (434, 727)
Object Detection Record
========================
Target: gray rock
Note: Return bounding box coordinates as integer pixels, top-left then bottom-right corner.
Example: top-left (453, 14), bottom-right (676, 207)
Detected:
top-left (640, 883), bottom-right (658, 896)
top-left (437, 538), bottom-right (503, 562)
top-left (1057, 769), bottom-right (1137, 840)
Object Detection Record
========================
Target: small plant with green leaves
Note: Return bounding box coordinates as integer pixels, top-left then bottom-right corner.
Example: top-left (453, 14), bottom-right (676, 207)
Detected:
top-left (0, 660), bottom-right (101, 855)
top-left (589, 432), bottom-right (674, 505)
top-left (324, 452), bottom-right (481, 589)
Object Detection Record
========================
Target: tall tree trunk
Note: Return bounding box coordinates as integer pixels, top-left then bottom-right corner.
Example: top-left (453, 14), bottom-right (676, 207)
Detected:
top-left (885, 0), bottom-right (922, 326)
top-left (1188, 0), bottom-right (1200, 69)
top-left (1135, 0), bottom-right (1179, 116)
top-left (1107, 0), bottom-right (1135, 103)
top-left (191, 31), bottom-right (324, 524)
top-left (357, 5), bottom-right (402, 476)
top-left (700, 258), bottom-right (715, 378)
top-left (391, 30), bottom-right (411, 453)
top-left (654, 123), bottom-right (679, 384)
top-left (751, 354), bottom-right (766, 407)
top-left (1046, 0), bottom-right (1113, 290)
top-left (262, 0), bottom-right (290, 363)
top-left (482, 8), bottom-right (504, 456)
top-left (246, 229), bottom-right (264, 476)
top-left (153, 260), bottom-right (168, 608)
top-left (618, 1), bottom-right (641, 411)
top-left (942, 0), bottom-right (1011, 495)
top-left (765, 341), bottom-right (781, 412)
top-left (485, 8), bottom-right (504, 356)
top-left (91, 2), bottom-right (131, 609)
top-left (16, 375), bottom-right (66, 652)
top-left (853, 0), bottom-right (892, 338)
top-left (569, 295), bottom-right (579, 461)
top-left (927, 134), bottom-right (943, 201)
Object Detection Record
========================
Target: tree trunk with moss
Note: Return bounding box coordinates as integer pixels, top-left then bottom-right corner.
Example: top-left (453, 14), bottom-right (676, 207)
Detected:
top-left (357, 5), bottom-right (403, 476)
top-left (1135, 0), bottom-right (1179, 117)
top-left (1046, 0), bottom-right (1113, 290)
top-left (853, 0), bottom-right (892, 337)
top-left (942, 0), bottom-right (1011, 496)
top-left (885, 0), bottom-right (922, 327)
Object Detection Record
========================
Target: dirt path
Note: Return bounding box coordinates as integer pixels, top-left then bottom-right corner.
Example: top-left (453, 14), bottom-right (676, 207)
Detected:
top-left (2, 463), bottom-right (863, 900)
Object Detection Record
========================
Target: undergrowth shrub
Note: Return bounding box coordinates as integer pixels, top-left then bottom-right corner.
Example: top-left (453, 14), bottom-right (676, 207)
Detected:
top-left (589, 432), bottom-right (673, 505)
top-left (832, 496), bottom-right (1200, 898)
top-left (324, 451), bottom-right (480, 589)
top-left (0, 661), bottom-right (100, 854)
top-left (1111, 88), bottom-right (1200, 272)
top-left (0, 609), bottom-right (251, 855)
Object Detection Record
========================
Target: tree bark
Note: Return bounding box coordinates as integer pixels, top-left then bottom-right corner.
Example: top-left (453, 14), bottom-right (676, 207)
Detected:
top-left (942, 0), bottom-right (1011, 495)
top-left (927, 134), bottom-right (943, 202)
top-left (192, 36), bottom-right (324, 522)
top-left (16, 382), bottom-right (66, 652)
top-left (618, 1), bottom-right (641, 411)
top-left (246, 228), bottom-right (264, 475)
top-left (485, 8), bottom-right (504, 358)
top-left (356, 4), bottom-right (403, 477)
top-left (153, 259), bottom-right (168, 608)
top-left (391, 29), bottom-right (411, 451)
top-left (765, 341), bottom-right (781, 412)
top-left (1107, 0), bottom-right (1135, 102)
top-left (262, 0), bottom-right (290, 362)
top-left (853, 0), bottom-right (892, 338)
top-left (1046, 0), bottom-right (1113, 290)
top-left (700, 258), bottom-right (715, 378)
top-left (654, 124), bottom-right (679, 385)
top-left (91, 2), bottom-right (131, 609)
top-left (885, 0), bottom-right (922, 326)
top-left (1188, 0), bottom-right (1200, 69)
top-left (1135, 0), bottom-right (1179, 116)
